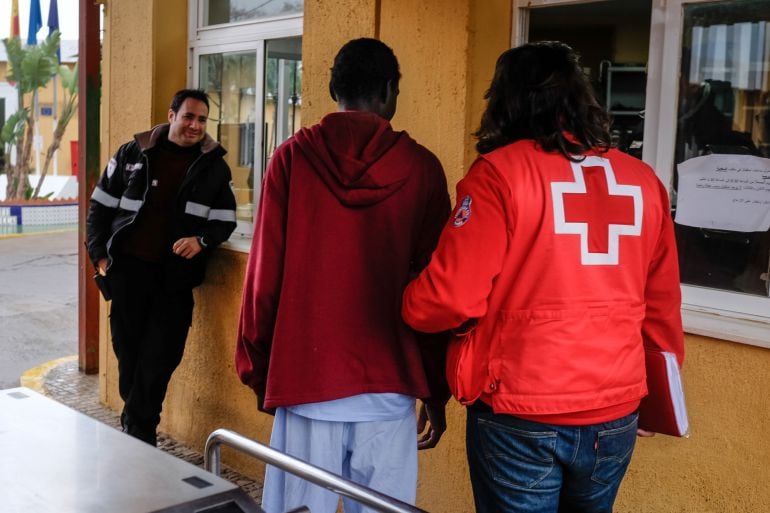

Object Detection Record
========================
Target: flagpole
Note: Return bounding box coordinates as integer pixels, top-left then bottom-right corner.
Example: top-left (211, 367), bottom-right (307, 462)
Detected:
top-left (48, 0), bottom-right (61, 177)
top-left (29, 0), bottom-right (44, 178)
top-left (53, 73), bottom-right (58, 176)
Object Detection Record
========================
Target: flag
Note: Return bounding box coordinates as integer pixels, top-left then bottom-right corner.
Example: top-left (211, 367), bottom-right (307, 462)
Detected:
top-left (47, 0), bottom-right (60, 61)
top-left (10, 0), bottom-right (20, 39)
top-left (28, 0), bottom-right (43, 45)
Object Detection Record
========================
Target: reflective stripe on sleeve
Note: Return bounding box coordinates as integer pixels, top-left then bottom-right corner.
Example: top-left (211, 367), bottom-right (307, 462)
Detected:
top-left (208, 209), bottom-right (237, 222)
top-left (185, 201), bottom-right (211, 219)
top-left (91, 186), bottom-right (120, 208)
top-left (119, 196), bottom-right (143, 212)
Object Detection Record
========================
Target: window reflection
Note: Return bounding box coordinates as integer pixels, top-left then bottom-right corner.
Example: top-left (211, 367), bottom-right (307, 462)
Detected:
top-left (263, 37), bottom-right (302, 172)
top-left (199, 51), bottom-right (258, 228)
top-left (204, 0), bottom-right (303, 26)
top-left (673, 0), bottom-right (770, 297)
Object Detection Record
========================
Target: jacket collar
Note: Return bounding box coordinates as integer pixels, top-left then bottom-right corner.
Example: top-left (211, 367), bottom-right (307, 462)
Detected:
top-left (134, 123), bottom-right (223, 155)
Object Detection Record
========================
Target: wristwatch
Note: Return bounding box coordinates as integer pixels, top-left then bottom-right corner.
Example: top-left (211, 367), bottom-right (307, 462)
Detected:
top-left (196, 236), bottom-right (207, 249)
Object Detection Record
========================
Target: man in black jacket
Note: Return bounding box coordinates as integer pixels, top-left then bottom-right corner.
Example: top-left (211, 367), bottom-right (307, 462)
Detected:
top-left (86, 89), bottom-right (237, 445)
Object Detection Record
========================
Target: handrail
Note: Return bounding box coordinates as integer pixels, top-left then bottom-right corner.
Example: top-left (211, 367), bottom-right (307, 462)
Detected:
top-left (204, 428), bottom-right (429, 513)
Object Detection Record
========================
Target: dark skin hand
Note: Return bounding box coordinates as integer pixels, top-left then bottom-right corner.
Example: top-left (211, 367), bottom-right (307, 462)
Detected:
top-left (417, 401), bottom-right (447, 450)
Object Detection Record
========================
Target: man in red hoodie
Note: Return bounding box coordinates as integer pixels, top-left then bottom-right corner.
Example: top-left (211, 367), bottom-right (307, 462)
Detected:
top-left (235, 38), bottom-right (451, 513)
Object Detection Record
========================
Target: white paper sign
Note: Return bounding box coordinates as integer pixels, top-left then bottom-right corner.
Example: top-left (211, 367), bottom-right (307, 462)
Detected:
top-left (675, 154), bottom-right (770, 232)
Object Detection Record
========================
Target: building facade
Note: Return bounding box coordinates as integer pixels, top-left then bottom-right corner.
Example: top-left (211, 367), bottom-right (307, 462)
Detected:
top-left (96, 1), bottom-right (770, 511)
top-left (0, 40), bottom-right (80, 186)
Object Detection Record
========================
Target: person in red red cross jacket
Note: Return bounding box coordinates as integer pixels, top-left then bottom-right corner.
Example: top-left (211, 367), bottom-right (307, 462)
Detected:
top-left (402, 41), bottom-right (684, 513)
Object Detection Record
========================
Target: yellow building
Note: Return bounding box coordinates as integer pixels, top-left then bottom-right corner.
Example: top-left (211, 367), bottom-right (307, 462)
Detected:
top-left (97, 1), bottom-right (770, 512)
top-left (0, 40), bottom-right (80, 184)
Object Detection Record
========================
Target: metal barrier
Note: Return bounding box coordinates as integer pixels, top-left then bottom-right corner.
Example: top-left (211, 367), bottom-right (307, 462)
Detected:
top-left (205, 428), bottom-right (429, 513)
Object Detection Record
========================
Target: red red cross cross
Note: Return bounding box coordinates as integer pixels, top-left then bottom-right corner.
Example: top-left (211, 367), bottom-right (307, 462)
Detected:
top-left (562, 166), bottom-right (636, 254)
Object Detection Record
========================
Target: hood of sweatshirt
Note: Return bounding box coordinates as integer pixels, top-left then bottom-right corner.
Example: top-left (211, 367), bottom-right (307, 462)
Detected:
top-left (292, 111), bottom-right (413, 207)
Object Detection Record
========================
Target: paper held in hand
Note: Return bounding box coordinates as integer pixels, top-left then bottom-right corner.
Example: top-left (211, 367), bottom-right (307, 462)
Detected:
top-left (638, 350), bottom-right (689, 437)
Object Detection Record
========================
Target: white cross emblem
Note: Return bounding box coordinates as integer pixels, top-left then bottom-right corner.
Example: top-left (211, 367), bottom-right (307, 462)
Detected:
top-left (551, 156), bottom-right (643, 265)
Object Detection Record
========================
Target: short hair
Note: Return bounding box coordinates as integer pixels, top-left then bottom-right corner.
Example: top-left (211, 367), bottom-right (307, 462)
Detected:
top-left (170, 89), bottom-right (210, 113)
top-left (329, 38), bottom-right (400, 103)
top-left (474, 42), bottom-right (611, 160)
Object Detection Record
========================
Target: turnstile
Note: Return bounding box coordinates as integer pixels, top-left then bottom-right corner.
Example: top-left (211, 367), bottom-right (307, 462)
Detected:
top-left (0, 387), bottom-right (261, 513)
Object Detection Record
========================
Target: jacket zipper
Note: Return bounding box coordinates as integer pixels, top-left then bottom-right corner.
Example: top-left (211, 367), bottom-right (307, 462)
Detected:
top-left (104, 152), bottom-right (152, 270)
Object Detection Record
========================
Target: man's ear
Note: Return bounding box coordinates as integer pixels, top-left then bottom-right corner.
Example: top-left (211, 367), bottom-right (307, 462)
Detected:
top-left (167, 108), bottom-right (176, 123)
top-left (380, 83), bottom-right (390, 103)
top-left (383, 79), bottom-right (398, 103)
top-left (329, 84), bottom-right (338, 102)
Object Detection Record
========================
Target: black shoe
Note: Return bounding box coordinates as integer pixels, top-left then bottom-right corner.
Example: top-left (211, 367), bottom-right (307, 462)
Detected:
top-left (124, 423), bottom-right (157, 447)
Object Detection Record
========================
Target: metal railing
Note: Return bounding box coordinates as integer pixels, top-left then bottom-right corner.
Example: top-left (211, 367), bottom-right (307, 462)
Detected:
top-left (204, 428), bottom-right (429, 513)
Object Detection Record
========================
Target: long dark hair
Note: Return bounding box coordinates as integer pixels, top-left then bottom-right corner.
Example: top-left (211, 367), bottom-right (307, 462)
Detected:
top-left (474, 42), bottom-right (611, 161)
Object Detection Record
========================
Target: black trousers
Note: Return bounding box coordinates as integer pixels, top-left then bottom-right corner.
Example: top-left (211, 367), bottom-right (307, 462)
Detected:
top-left (107, 255), bottom-right (194, 439)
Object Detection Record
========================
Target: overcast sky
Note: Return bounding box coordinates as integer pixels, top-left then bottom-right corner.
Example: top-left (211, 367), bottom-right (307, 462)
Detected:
top-left (0, 0), bottom-right (79, 41)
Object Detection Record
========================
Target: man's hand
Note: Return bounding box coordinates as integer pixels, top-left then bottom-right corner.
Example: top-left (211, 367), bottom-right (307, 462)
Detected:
top-left (637, 428), bottom-right (656, 437)
top-left (97, 258), bottom-right (109, 276)
top-left (257, 395), bottom-right (276, 416)
top-left (172, 236), bottom-right (203, 259)
top-left (417, 401), bottom-right (447, 450)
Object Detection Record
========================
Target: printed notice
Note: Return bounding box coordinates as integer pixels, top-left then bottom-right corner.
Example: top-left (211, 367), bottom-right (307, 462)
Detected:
top-left (675, 154), bottom-right (770, 232)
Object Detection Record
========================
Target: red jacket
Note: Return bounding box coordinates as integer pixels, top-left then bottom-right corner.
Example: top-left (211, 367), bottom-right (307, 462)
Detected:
top-left (403, 140), bottom-right (684, 424)
top-left (236, 112), bottom-right (451, 409)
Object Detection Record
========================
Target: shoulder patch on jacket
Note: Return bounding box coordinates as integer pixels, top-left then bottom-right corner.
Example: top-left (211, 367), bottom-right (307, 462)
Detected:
top-left (453, 195), bottom-right (472, 227)
top-left (107, 158), bottom-right (117, 179)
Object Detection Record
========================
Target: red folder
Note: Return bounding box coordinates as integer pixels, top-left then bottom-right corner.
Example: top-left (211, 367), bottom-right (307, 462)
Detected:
top-left (638, 349), bottom-right (690, 437)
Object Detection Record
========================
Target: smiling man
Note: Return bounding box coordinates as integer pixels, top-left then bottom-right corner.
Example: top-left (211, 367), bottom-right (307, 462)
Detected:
top-left (86, 89), bottom-right (236, 446)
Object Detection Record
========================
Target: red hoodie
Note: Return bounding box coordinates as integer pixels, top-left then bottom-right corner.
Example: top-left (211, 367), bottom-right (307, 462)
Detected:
top-left (236, 111), bottom-right (451, 409)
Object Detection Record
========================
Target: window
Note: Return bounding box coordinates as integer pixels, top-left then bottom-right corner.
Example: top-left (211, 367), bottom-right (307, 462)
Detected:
top-left (199, 51), bottom-right (259, 226)
top-left (645, 0), bottom-right (770, 346)
top-left (525, 0), bottom-right (651, 159)
top-left (189, 1), bottom-right (302, 237)
top-left (673, 0), bottom-right (770, 297)
top-left (515, 0), bottom-right (770, 346)
top-left (263, 38), bottom-right (302, 171)
top-left (202, 0), bottom-right (303, 26)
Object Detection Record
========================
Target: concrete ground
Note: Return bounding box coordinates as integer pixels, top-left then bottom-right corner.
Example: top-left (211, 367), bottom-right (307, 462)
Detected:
top-left (0, 229), bottom-right (78, 389)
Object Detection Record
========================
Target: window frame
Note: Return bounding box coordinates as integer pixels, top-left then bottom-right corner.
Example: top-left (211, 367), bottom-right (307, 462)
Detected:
top-left (512, 0), bottom-right (770, 348)
top-left (187, 0), bottom-right (303, 239)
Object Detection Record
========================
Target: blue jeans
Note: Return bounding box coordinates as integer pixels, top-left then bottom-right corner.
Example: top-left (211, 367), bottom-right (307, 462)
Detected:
top-left (466, 402), bottom-right (638, 513)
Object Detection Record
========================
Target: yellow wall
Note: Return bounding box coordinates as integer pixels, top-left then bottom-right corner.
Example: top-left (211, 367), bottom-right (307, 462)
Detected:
top-left (99, 2), bottom-right (770, 512)
top-left (1, 61), bottom-right (79, 178)
top-left (301, 0), bottom-right (379, 125)
top-left (617, 334), bottom-right (770, 512)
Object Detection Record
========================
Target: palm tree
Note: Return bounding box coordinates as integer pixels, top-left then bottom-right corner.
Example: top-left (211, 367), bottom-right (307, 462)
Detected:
top-left (2, 32), bottom-right (60, 200)
top-left (32, 63), bottom-right (77, 199)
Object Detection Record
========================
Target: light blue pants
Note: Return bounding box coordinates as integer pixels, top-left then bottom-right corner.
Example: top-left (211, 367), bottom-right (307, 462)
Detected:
top-left (261, 407), bottom-right (418, 513)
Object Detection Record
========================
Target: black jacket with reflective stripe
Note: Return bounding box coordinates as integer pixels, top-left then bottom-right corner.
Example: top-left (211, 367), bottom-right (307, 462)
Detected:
top-left (86, 124), bottom-right (237, 289)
